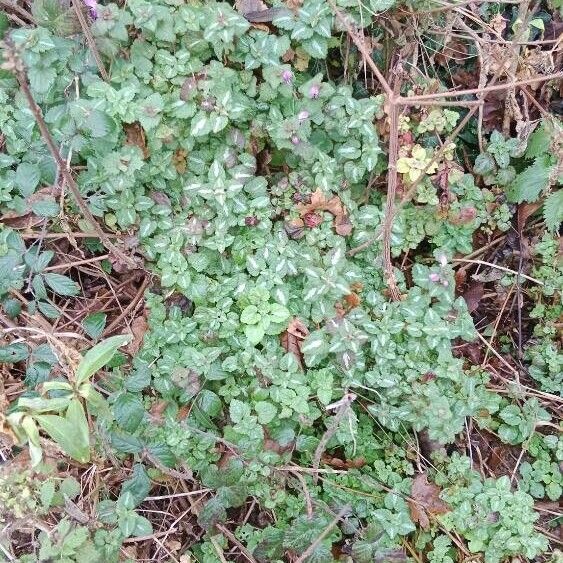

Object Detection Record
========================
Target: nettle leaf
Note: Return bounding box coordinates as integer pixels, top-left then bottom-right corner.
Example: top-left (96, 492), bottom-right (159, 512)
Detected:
top-left (229, 399), bottom-right (251, 424)
top-left (113, 393), bottom-right (145, 432)
top-left (31, 196), bottom-right (60, 217)
top-left (82, 312), bottom-right (107, 339)
top-left (197, 497), bottom-right (227, 530)
top-left (543, 189), bottom-right (563, 232)
top-left (43, 273), bottom-right (80, 296)
top-left (254, 400), bottom-right (277, 424)
top-left (0, 343), bottom-right (29, 363)
top-left (121, 464), bottom-right (151, 506)
top-left (506, 156), bottom-right (553, 203)
top-left (15, 162), bottom-right (41, 196)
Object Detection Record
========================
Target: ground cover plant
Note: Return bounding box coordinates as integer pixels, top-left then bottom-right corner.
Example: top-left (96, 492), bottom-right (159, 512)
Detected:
top-left (0, 0), bottom-right (561, 561)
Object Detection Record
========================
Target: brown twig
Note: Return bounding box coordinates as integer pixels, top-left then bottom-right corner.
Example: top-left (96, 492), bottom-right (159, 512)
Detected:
top-left (382, 100), bottom-right (401, 300)
top-left (312, 393), bottom-right (356, 484)
top-left (5, 47), bottom-right (138, 270)
top-left (103, 275), bottom-right (151, 335)
top-left (0, 0), bottom-right (36, 24)
top-left (71, 0), bottom-right (109, 81)
top-left (294, 505), bottom-right (351, 563)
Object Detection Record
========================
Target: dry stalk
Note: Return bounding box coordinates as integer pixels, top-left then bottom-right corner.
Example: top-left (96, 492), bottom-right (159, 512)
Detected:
top-left (72, 0), bottom-right (109, 81)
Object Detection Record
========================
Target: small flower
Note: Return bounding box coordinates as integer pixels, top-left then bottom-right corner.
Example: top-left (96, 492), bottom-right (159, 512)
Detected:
top-left (291, 135), bottom-right (300, 145)
top-left (438, 254), bottom-right (448, 267)
top-left (441, 279), bottom-right (449, 287)
top-left (308, 84), bottom-right (321, 98)
top-left (83, 0), bottom-right (98, 19)
top-left (281, 69), bottom-right (293, 84)
top-left (297, 110), bottom-right (310, 122)
top-left (245, 216), bottom-right (260, 226)
top-left (429, 272), bottom-right (440, 282)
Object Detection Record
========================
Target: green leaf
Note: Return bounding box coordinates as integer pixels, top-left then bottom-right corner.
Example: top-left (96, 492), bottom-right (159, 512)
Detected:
top-left (229, 399), bottom-right (251, 424)
top-left (113, 393), bottom-right (145, 432)
top-left (132, 515), bottom-right (153, 537)
top-left (82, 312), bottom-right (107, 339)
top-left (35, 407), bottom-right (90, 464)
top-left (43, 273), bottom-right (80, 296)
top-left (254, 401), bottom-right (277, 425)
top-left (543, 190), bottom-right (563, 232)
top-left (197, 497), bottom-right (227, 530)
top-left (31, 197), bottom-right (60, 217)
top-left (245, 324), bottom-right (264, 345)
top-left (37, 300), bottom-right (61, 319)
top-left (506, 156), bottom-right (553, 203)
top-left (121, 464), bottom-right (151, 507)
top-left (0, 12), bottom-right (9, 39)
top-left (15, 162), bottom-right (40, 196)
top-left (75, 334), bottom-right (131, 385)
top-left (526, 124), bottom-right (550, 158)
top-left (40, 480), bottom-right (56, 508)
top-left (240, 305), bottom-right (260, 324)
top-left (60, 476), bottom-right (81, 500)
top-left (0, 343), bottom-right (29, 363)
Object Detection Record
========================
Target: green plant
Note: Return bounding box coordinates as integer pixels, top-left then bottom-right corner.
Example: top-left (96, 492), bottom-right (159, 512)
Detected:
top-left (7, 335), bottom-right (130, 465)
top-left (436, 455), bottom-right (549, 563)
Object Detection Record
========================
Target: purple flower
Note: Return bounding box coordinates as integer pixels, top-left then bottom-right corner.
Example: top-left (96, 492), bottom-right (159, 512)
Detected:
top-left (428, 273), bottom-right (440, 282)
top-left (281, 69), bottom-right (293, 85)
top-left (291, 135), bottom-right (300, 145)
top-left (308, 84), bottom-right (321, 98)
top-left (297, 110), bottom-right (310, 122)
top-left (83, 0), bottom-right (98, 19)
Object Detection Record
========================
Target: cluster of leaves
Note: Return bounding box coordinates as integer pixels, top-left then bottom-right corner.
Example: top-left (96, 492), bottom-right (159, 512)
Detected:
top-left (0, 1), bottom-right (560, 561)
top-left (473, 123), bottom-right (563, 232)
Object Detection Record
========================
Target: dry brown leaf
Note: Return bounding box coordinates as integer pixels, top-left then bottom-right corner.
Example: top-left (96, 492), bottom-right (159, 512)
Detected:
top-left (408, 473), bottom-right (449, 530)
top-left (124, 122), bottom-right (149, 159)
top-left (280, 317), bottom-right (309, 369)
top-left (296, 188), bottom-right (353, 237)
top-left (127, 313), bottom-right (148, 355)
top-left (462, 281), bottom-right (484, 313)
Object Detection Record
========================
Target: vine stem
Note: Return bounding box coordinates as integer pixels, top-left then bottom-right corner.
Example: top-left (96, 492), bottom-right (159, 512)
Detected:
top-left (10, 54), bottom-right (138, 269)
top-left (72, 1), bottom-right (109, 81)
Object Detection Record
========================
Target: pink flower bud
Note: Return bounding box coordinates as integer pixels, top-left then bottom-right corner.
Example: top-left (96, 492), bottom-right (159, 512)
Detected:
top-left (429, 273), bottom-right (440, 282)
top-left (281, 70), bottom-right (293, 84)
top-left (291, 135), bottom-right (300, 145)
top-left (308, 84), bottom-right (321, 98)
top-left (441, 279), bottom-right (449, 287)
top-left (83, 0), bottom-right (98, 19)
top-left (298, 110), bottom-right (310, 121)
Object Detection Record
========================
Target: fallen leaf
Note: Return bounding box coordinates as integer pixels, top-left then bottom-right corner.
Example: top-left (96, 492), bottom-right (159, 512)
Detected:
top-left (127, 313), bottom-right (148, 355)
top-left (409, 473), bottom-right (449, 530)
top-left (280, 317), bottom-right (309, 370)
top-left (1, 186), bottom-right (61, 229)
top-left (296, 188), bottom-right (353, 237)
top-left (150, 400), bottom-right (168, 422)
top-left (124, 122), bottom-right (149, 159)
top-left (462, 281), bottom-right (484, 313)
top-left (517, 202), bottom-right (542, 233)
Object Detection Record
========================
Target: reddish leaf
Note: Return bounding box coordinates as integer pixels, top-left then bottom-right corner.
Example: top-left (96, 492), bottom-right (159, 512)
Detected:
top-left (408, 473), bottom-right (449, 530)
